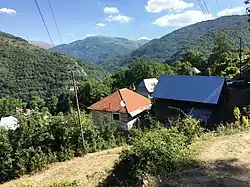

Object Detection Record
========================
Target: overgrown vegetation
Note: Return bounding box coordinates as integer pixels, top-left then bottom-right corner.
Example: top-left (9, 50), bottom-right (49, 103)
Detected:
top-left (0, 104), bottom-right (124, 182)
top-left (0, 32), bottom-right (108, 101)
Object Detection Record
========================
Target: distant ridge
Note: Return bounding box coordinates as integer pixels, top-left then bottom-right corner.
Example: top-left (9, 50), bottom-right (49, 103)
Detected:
top-left (28, 40), bottom-right (55, 49)
top-left (53, 36), bottom-right (149, 64)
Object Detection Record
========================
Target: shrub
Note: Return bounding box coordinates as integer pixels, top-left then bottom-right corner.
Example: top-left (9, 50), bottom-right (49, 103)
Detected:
top-left (101, 127), bottom-right (190, 186)
top-left (0, 127), bottom-right (13, 181)
top-left (170, 116), bottom-right (204, 142)
top-left (0, 109), bottom-right (126, 182)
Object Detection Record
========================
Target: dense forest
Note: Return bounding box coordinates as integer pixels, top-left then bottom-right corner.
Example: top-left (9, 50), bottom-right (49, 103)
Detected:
top-left (101, 15), bottom-right (250, 72)
top-left (0, 32), bottom-right (108, 101)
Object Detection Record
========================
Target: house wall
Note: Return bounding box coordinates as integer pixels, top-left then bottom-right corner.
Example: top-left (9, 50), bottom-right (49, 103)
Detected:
top-left (90, 110), bottom-right (135, 130)
top-left (153, 98), bottom-right (219, 126)
top-left (136, 87), bottom-right (150, 98)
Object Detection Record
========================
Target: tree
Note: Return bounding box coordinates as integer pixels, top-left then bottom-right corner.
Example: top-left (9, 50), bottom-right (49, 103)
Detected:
top-left (208, 33), bottom-right (239, 77)
top-left (173, 61), bottom-right (195, 75)
top-left (26, 96), bottom-right (45, 110)
top-left (78, 81), bottom-right (111, 110)
top-left (111, 58), bottom-right (174, 90)
top-left (0, 98), bottom-right (23, 117)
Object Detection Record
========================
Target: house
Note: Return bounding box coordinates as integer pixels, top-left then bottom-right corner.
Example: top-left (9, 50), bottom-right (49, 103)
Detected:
top-left (152, 75), bottom-right (228, 126)
top-left (88, 88), bottom-right (152, 130)
top-left (136, 78), bottom-right (158, 98)
top-left (0, 116), bottom-right (19, 130)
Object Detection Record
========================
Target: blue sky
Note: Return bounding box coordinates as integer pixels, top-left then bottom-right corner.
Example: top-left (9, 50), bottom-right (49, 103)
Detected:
top-left (0, 0), bottom-right (247, 45)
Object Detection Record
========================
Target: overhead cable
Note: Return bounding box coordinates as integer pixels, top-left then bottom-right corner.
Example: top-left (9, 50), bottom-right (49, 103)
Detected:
top-left (47, 0), bottom-right (63, 43)
top-left (34, 0), bottom-right (55, 46)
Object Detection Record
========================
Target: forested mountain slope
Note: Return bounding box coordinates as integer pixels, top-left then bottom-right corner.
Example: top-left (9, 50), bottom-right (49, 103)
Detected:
top-left (101, 15), bottom-right (250, 72)
top-left (131, 15), bottom-right (250, 63)
top-left (53, 36), bottom-right (149, 64)
top-left (0, 32), bottom-right (108, 101)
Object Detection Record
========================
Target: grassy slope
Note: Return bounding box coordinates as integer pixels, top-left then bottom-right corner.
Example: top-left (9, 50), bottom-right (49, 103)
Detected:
top-left (2, 132), bottom-right (250, 187)
top-left (1, 147), bottom-right (122, 187)
top-left (160, 132), bottom-right (250, 187)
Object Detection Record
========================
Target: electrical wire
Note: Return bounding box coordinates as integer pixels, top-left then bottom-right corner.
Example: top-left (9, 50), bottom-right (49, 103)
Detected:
top-left (196, 0), bottom-right (206, 15)
top-left (34, 0), bottom-right (55, 46)
top-left (196, 0), bottom-right (208, 19)
top-left (215, 0), bottom-right (221, 11)
top-left (201, 0), bottom-right (210, 15)
top-left (47, 0), bottom-right (63, 43)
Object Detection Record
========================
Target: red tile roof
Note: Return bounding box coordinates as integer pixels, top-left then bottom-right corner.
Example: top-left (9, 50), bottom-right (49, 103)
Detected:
top-left (88, 88), bottom-right (151, 116)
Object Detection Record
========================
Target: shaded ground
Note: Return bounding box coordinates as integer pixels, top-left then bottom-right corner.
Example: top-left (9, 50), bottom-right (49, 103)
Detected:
top-left (159, 132), bottom-right (250, 187)
top-left (1, 147), bottom-right (122, 187)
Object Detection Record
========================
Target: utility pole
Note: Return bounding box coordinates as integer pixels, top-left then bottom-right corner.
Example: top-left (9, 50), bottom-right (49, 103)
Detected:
top-left (71, 71), bottom-right (85, 149)
top-left (239, 37), bottom-right (243, 79)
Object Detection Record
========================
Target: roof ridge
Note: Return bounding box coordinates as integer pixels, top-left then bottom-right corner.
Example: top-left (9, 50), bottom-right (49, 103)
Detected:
top-left (118, 89), bottom-right (129, 113)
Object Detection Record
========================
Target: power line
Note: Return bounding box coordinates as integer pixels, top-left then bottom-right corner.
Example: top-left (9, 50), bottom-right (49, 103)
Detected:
top-left (34, 0), bottom-right (55, 46)
top-left (47, 0), bottom-right (63, 43)
top-left (215, 0), bottom-right (221, 11)
top-left (196, 0), bottom-right (209, 19)
top-left (196, 0), bottom-right (206, 15)
top-left (201, 0), bottom-right (210, 15)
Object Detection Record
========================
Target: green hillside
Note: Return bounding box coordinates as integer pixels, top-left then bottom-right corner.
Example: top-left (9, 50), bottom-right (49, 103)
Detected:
top-left (53, 36), bottom-right (149, 64)
top-left (132, 15), bottom-right (249, 63)
top-left (0, 32), bottom-right (108, 101)
top-left (101, 15), bottom-right (250, 72)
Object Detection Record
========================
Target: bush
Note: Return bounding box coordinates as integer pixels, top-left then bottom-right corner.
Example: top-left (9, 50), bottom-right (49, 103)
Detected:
top-left (170, 116), bottom-right (204, 142)
top-left (101, 127), bottom-right (190, 186)
top-left (0, 109), bottom-right (126, 182)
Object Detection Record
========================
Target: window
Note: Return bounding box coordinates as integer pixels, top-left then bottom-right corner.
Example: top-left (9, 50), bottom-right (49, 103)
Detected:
top-left (113, 113), bottom-right (120, 121)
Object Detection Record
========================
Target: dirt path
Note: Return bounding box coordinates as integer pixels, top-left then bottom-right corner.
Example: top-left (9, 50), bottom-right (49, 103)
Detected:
top-left (1, 147), bottom-right (122, 187)
top-left (161, 132), bottom-right (250, 187)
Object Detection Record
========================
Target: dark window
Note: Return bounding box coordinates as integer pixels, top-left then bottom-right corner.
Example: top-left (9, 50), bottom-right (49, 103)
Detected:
top-left (113, 113), bottom-right (120, 121)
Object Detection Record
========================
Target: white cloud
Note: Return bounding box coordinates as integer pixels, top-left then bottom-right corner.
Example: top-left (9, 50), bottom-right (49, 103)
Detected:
top-left (153, 10), bottom-right (213, 27)
top-left (96, 23), bottom-right (106, 27)
top-left (0, 8), bottom-right (16, 15)
top-left (106, 14), bottom-right (132, 23)
top-left (86, 34), bottom-right (96, 37)
top-left (145, 0), bottom-right (193, 13)
top-left (138, 36), bottom-right (151, 40)
top-left (104, 7), bottom-right (119, 14)
top-left (217, 6), bottom-right (245, 17)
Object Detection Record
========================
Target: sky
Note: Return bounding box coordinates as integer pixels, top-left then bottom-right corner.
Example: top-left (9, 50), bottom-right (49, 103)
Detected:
top-left (0, 0), bottom-right (248, 45)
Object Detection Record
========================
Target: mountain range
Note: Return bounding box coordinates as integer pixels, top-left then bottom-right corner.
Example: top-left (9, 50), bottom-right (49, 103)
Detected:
top-left (51, 15), bottom-right (250, 72)
top-left (53, 36), bottom-right (149, 64)
top-left (0, 32), bottom-right (108, 101)
top-left (131, 15), bottom-right (250, 64)
top-left (28, 41), bottom-right (55, 49)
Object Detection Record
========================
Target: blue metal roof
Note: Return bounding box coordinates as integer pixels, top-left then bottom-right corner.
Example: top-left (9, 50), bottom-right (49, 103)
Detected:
top-left (152, 75), bottom-right (225, 104)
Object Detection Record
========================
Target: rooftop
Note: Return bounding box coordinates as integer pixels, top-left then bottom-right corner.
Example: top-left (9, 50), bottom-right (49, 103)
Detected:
top-left (88, 88), bottom-right (151, 117)
top-left (152, 75), bottom-right (225, 104)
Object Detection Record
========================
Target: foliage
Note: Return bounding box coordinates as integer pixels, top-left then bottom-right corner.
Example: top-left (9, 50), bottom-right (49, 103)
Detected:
top-left (102, 15), bottom-right (250, 72)
top-left (111, 58), bottom-right (174, 90)
top-left (0, 127), bottom-right (13, 181)
top-left (233, 107), bottom-right (241, 121)
top-left (131, 15), bottom-right (249, 64)
top-left (77, 81), bottom-right (111, 110)
top-left (0, 33), bottom-right (108, 102)
top-left (53, 36), bottom-right (148, 65)
top-left (101, 127), bottom-right (190, 186)
top-left (0, 107), bottom-right (125, 182)
top-left (49, 181), bottom-right (80, 187)
top-left (172, 116), bottom-right (204, 142)
top-left (0, 98), bottom-right (23, 117)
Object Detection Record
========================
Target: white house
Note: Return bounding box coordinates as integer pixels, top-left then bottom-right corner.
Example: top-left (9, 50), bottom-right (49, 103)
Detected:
top-left (136, 78), bottom-right (158, 98)
top-left (0, 116), bottom-right (19, 130)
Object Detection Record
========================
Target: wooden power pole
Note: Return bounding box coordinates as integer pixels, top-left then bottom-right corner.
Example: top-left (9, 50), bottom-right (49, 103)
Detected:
top-left (71, 71), bottom-right (85, 149)
top-left (239, 37), bottom-right (243, 79)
